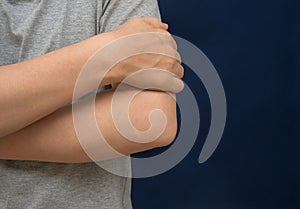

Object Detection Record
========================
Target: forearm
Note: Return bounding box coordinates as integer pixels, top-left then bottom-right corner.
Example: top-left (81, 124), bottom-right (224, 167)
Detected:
top-left (0, 18), bottom-right (182, 139)
top-left (0, 88), bottom-right (177, 163)
top-left (0, 33), bottom-right (113, 137)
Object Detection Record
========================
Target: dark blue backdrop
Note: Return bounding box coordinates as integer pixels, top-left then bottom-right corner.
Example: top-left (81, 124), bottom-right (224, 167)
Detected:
top-left (132, 0), bottom-right (300, 208)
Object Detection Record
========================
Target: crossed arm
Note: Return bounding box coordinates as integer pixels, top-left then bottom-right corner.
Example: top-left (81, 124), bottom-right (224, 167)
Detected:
top-left (0, 18), bottom-right (182, 163)
top-left (0, 87), bottom-right (177, 163)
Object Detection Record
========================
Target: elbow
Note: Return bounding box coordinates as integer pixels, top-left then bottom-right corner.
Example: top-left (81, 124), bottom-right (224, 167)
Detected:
top-left (93, 88), bottom-right (179, 158)
top-left (152, 112), bottom-right (178, 148)
top-left (130, 90), bottom-right (178, 150)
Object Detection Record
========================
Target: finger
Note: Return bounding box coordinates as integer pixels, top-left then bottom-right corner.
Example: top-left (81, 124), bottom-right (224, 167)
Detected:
top-left (163, 23), bottom-right (169, 30)
top-left (147, 41), bottom-right (181, 62)
top-left (174, 63), bottom-right (185, 79)
top-left (153, 30), bottom-right (178, 50)
top-left (156, 56), bottom-right (183, 78)
top-left (122, 68), bottom-right (185, 93)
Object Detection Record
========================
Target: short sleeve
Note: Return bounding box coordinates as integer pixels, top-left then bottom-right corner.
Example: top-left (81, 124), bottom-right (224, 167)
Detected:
top-left (99, 0), bottom-right (161, 33)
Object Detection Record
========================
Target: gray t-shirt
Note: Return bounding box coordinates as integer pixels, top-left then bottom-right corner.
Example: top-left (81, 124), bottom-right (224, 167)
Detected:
top-left (0, 0), bottom-right (160, 209)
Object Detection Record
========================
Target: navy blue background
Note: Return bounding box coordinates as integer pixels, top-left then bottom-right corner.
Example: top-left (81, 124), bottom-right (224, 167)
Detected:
top-left (132, 0), bottom-right (300, 209)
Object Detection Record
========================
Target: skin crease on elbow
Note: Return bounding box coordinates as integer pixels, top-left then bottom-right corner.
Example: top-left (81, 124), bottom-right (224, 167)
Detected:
top-left (0, 17), bottom-right (185, 163)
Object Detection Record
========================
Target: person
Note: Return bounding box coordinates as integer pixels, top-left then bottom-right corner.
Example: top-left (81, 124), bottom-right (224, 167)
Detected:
top-left (0, 0), bottom-right (184, 208)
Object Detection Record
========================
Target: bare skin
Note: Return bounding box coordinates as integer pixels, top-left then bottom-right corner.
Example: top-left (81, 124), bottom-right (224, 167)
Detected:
top-left (0, 88), bottom-right (177, 163)
top-left (0, 17), bottom-right (184, 163)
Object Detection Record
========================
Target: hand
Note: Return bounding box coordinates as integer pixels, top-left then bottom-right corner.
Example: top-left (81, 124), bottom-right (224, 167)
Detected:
top-left (102, 17), bottom-right (185, 93)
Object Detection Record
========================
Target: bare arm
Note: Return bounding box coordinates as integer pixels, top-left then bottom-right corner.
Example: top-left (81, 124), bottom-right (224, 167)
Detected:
top-left (0, 18), bottom-right (182, 137)
top-left (0, 34), bottom-right (113, 137)
top-left (0, 88), bottom-right (177, 163)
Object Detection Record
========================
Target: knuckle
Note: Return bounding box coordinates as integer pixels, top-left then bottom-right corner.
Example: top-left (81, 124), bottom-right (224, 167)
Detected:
top-left (168, 49), bottom-right (181, 62)
top-left (176, 51), bottom-right (182, 63)
top-left (157, 33), bottom-right (178, 51)
top-left (167, 35), bottom-right (178, 50)
top-left (165, 33), bottom-right (175, 42)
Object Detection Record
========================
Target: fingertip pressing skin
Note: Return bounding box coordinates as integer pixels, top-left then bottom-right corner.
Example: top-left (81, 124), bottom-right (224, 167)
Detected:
top-left (0, 17), bottom-right (182, 162)
top-left (163, 23), bottom-right (169, 30)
